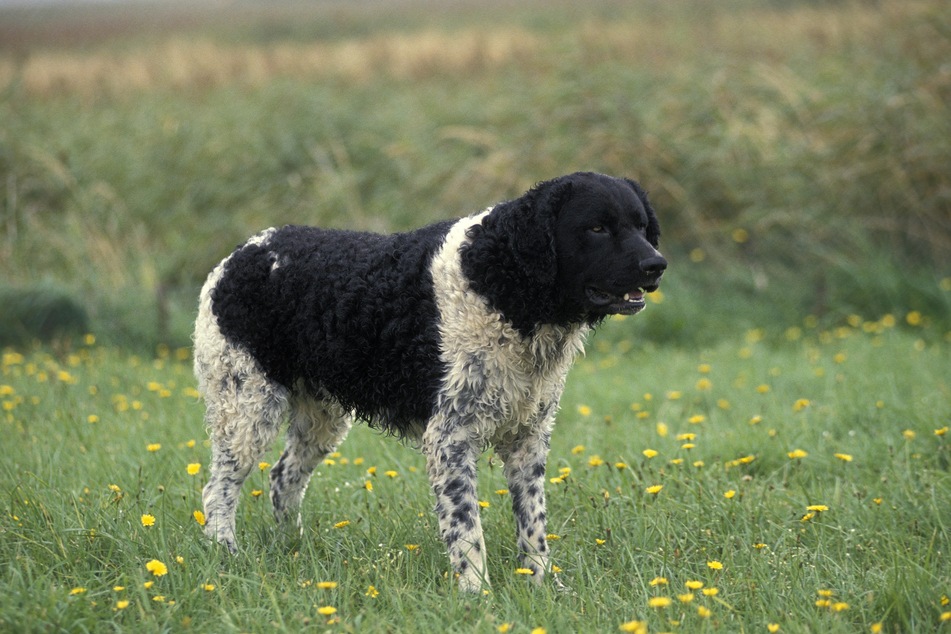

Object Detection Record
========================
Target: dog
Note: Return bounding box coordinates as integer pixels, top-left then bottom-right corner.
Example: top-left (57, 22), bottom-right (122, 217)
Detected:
top-left (193, 171), bottom-right (666, 592)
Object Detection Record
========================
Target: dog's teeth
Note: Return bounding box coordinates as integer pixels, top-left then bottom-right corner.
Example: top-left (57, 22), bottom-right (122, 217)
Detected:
top-left (623, 293), bottom-right (630, 301)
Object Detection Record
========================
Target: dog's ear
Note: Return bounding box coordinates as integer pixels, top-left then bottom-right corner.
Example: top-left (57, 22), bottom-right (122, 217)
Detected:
top-left (460, 177), bottom-right (573, 336)
top-left (625, 178), bottom-right (661, 248)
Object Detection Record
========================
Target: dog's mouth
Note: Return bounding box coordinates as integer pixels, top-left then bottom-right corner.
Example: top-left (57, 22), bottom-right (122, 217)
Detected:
top-left (586, 284), bottom-right (658, 315)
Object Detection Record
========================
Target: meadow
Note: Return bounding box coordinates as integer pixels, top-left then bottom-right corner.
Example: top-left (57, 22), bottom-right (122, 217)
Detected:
top-left (1, 0), bottom-right (950, 631)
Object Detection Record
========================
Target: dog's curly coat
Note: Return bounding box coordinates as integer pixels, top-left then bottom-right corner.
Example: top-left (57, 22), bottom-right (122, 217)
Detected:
top-left (194, 172), bottom-right (666, 591)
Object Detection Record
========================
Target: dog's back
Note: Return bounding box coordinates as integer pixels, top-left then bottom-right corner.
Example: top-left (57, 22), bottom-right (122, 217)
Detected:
top-left (204, 221), bottom-right (454, 433)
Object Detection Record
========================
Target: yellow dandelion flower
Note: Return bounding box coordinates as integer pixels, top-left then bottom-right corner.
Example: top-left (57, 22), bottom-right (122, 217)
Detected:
top-left (815, 599), bottom-right (831, 608)
top-left (87, 414), bottom-right (99, 424)
top-left (656, 422), bottom-right (668, 436)
top-left (316, 606), bottom-right (337, 616)
top-left (767, 624), bottom-right (780, 633)
top-left (479, 500), bottom-right (490, 508)
top-left (806, 505), bottom-right (829, 512)
top-left (251, 489), bottom-right (263, 497)
top-left (571, 444), bottom-right (586, 455)
top-left (648, 596), bottom-right (671, 608)
top-left (258, 462), bottom-right (271, 471)
top-left (801, 512), bottom-right (816, 522)
top-left (498, 623), bottom-right (513, 633)
top-left (530, 628), bottom-right (546, 634)
top-left (649, 577), bottom-right (668, 586)
top-left (577, 404), bottom-right (592, 417)
top-left (870, 623), bottom-right (883, 633)
top-left (69, 587), bottom-right (86, 596)
top-left (834, 453), bottom-right (853, 462)
top-left (749, 415), bottom-right (763, 425)
top-left (140, 514), bottom-right (156, 527)
top-left (702, 587), bottom-right (719, 596)
top-left (595, 538), bottom-right (606, 546)
top-left (143, 581), bottom-right (153, 589)
top-left (645, 485), bottom-right (663, 495)
top-left (615, 462), bottom-right (628, 470)
top-left (203, 584), bottom-right (216, 591)
top-left (333, 520), bottom-right (350, 529)
top-left (515, 568), bottom-right (536, 576)
top-left (405, 544), bottom-right (419, 551)
top-left (666, 390), bottom-right (682, 400)
top-left (792, 398), bottom-right (811, 412)
top-left (145, 559), bottom-right (168, 577)
top-left (384, 470), bottom-right (398, 478)
top-left (756, 384), bottom-right (771, 394)
top-left (642, 449), bottom-right (658, 459)
top-left (365, 585), bottom-right (379, 598)
top-left (696, 378), bottom-right (712, 391)
top-left (113, 586), bottom-right (125, 592)
top-left (693, 460), bottom-right (705, 467)
top-left (688, 414), bottom-right (706, 424)
top-left (935, 426), bottom-right (949, 436)
top-left (681, 443), bottom-right (695, 450)
top-left (753, 542), bottom-right (767, 549)
top-left (697, 605), bottom-right (712, 618)
top-left (724, 490), bottom-right (736, 499)
top-left (787, 449), bottom-right (808, 459)
top-left (152, 595), bottom-right (166, 603)
top-left (717, 399), bottom-right (731, 410)
top-left (186, 463), bottom-right (201, 475)
top-left (146, 443), bottom-right (161, 452)
top-left (546, 534), bottom-right (561, 541)
top-left (588, 455), bottom-right (605, 467)
top-left (618, 620), bottom-right (647, 634)
top-left (685, 580), bottom-right (703, 590)
top-left (495, 489), bottom-right (509, 496)
top-left (669, 458), bottom-right (684, 465)
top-left (831, 602), bottom-right (849, 612)
top-left (676, 432), bottom-right (696, 441)
top-left (193, 510), bottom-right (206, 526)
top-left (116, 600), bottom-right (130, 610)
top-left (940, 612), bottom-right (951, 622)
top-left (364, 480), bottom-right (373, 492)
top-left (906, 310), bottom-right (922, 326)
top-left (902, 429), bottom-right (916, 440)
top-left (316, 581), bottom-right (338, 590)
top-left (707, 560), bottom-right (723, 570)
top-left (677, 593), bottom-right (694, 603)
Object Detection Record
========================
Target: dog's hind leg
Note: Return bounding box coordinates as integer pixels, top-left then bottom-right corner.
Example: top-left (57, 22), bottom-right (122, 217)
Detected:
top-left (270, 391), bottom-right (352, 532)
top-left (198, 350), bottom-right (289, 554)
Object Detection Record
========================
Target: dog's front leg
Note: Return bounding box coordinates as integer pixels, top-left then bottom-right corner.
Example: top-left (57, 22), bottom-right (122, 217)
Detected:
top-left (422, 416), bottom-right (488, 593)
top-left (496, 426), bottom-right (554, 586)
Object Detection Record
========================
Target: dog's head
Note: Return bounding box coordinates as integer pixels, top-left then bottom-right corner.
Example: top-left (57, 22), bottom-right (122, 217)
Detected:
top-left (461, 171), bottom-right (666, 335)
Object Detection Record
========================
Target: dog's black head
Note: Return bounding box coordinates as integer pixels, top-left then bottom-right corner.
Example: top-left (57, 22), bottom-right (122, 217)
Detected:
top-left (461, 172), bottom-right (666, 336)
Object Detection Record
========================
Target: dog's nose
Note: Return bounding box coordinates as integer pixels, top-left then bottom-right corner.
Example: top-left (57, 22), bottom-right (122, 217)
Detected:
top-left (639, 254), bottom-right (667, 274)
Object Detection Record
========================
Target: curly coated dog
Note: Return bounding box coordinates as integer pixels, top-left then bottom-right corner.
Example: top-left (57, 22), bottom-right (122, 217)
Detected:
top-left (193, 171), bottom-right (666, 592)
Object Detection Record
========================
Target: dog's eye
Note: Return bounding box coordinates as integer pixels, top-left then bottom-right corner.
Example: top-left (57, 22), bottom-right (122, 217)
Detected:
top-left (588, 225), bottom-right (606, 234)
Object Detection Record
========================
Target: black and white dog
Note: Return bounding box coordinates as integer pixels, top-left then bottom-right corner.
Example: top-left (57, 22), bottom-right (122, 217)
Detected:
top-left (193, 172), bottom-right (666, 591)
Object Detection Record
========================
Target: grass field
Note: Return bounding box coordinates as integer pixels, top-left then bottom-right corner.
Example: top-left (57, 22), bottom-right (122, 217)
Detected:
top-left (1, 0), bottom-right (950, 631)
top-left (1, 313), bottom-right (949, 632)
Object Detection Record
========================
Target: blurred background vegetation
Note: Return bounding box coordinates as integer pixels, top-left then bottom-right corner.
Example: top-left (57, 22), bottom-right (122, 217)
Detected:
top-left (1, 0), bottom-right (948, 349)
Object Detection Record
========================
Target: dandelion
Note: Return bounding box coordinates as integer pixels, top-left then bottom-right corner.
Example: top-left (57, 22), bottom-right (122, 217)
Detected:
top-left (530, 628), bottom-right (546, 634)
top-left (906, 310), bottom-right (922, 326)
top-left (940, 612), bottom-right (951, 622)
top-left (615, 462), bottom-right (628, 470)
top-left (515, 568), bottom-right (536, 576)
top-left (333, 520), bottom-right (350, 529)
top-left (676, 433), bottom-right (696, 441)
top-left (193, 510), bottom-right (206, 526)
top-left (251, 489), bottom-right (263, 497)
top-left (147, 443), bottom-right (161, 452)
top-left (495, 489), bottom-right (509, 496)
top-left (696, 378), bottom-right (712, 391)
top-left (688, 414), bottom-right (706, 424)
top-left (69, 587), bottom-right (86, 596)
top-left (831, 602), bottom-right (849, 612)
top-left (787, 449), bottom-right (808, 459)
top-left (141, 514), bottom-right (156, 527)
top-left (498, 623), bottom-right (513, 633)
top-left (595, 538), bottom-right (606, 546)
top-left (316, 581), bottom-right (338, 590)
top-left (258, 461), bottom-right (271, 471)
top-left (806, 505), bottom-right (829, 512)
top-left (546, 534), bottom-right (561, 541)
top-left (152, 595), bottom-right (166, 603)
top-left (479, 500), bottom-right (490, 509)
top-left (902, 429), bottom-right (916, 440)
top-left (697, 605), bottom-right (712, 618)
top-left (203, 584), bottom-right (216, 591)
top-left (677, 593), bottom-right (694, 603)
top-left (113, 586), bottom-right (125, 592)
top-left (405, 544), bottom-right (419, 551)
top-left (143, 581), bottom-right (153, 589)
top-left (681, 443), bottom-right (695, 450)
top-left (749, 415), bottom-right (763, 425)
top-left (834, 453), bottom-right (853, 462)
top-left (935, 426), bottom-right (949, 436)
top-left (870, 623), bottom-right (883, 633)
top-left (384, 470), bottom-right (398, 478)
top-left (145, 559), bottom-right (168, 577)
top-left (656, 422), bottom-right (668, 437)
top-left (116, 600), bottom-right (130, 610)
top-left (724, 490), bottom-right (736, 499)
top-left (753, 543), bottom-right (767, 550)
top-left (618, 621), bottom-right (647, 633)
top-left (588, 455), bottom-right (605, 467)
top-left (364, 480), bottom-right (373, 492)
top-left (186, 463), bottom-right (201, 475)
top-left (577, 404), bottom-right (592, 417)
top-left (317, 606), bottom-right (337, 616)
top-left (685, 580), bottom-right (703, 590)
top-left (702, 587), bottom-right (719, 596)
top-left (707, 560), bottom-right (723, 570)
top-left (648, 596), bottom-right (671, 608)
top-left (645, 485), bottom-right (663, 495)
top-left (767, 624), bottom-right (780, 633)
top-left (365, 585), bottom-right (379, 598)
top-left (792, 398), bottom-right (811, 412)
top-left (642, 449), bottom-right (658, 459)
top-left (87, 414), bottom-right (99, 424)
top-left (801, 512), bottom-right (816, 522)
top-left (571, 445), bottom-right (586, 455)
top-left (649, 577), bottom-right (668, 586)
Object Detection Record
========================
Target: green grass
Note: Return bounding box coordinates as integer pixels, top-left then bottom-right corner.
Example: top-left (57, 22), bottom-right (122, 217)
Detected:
top-left (2, 315), bottom-right (948, 633)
